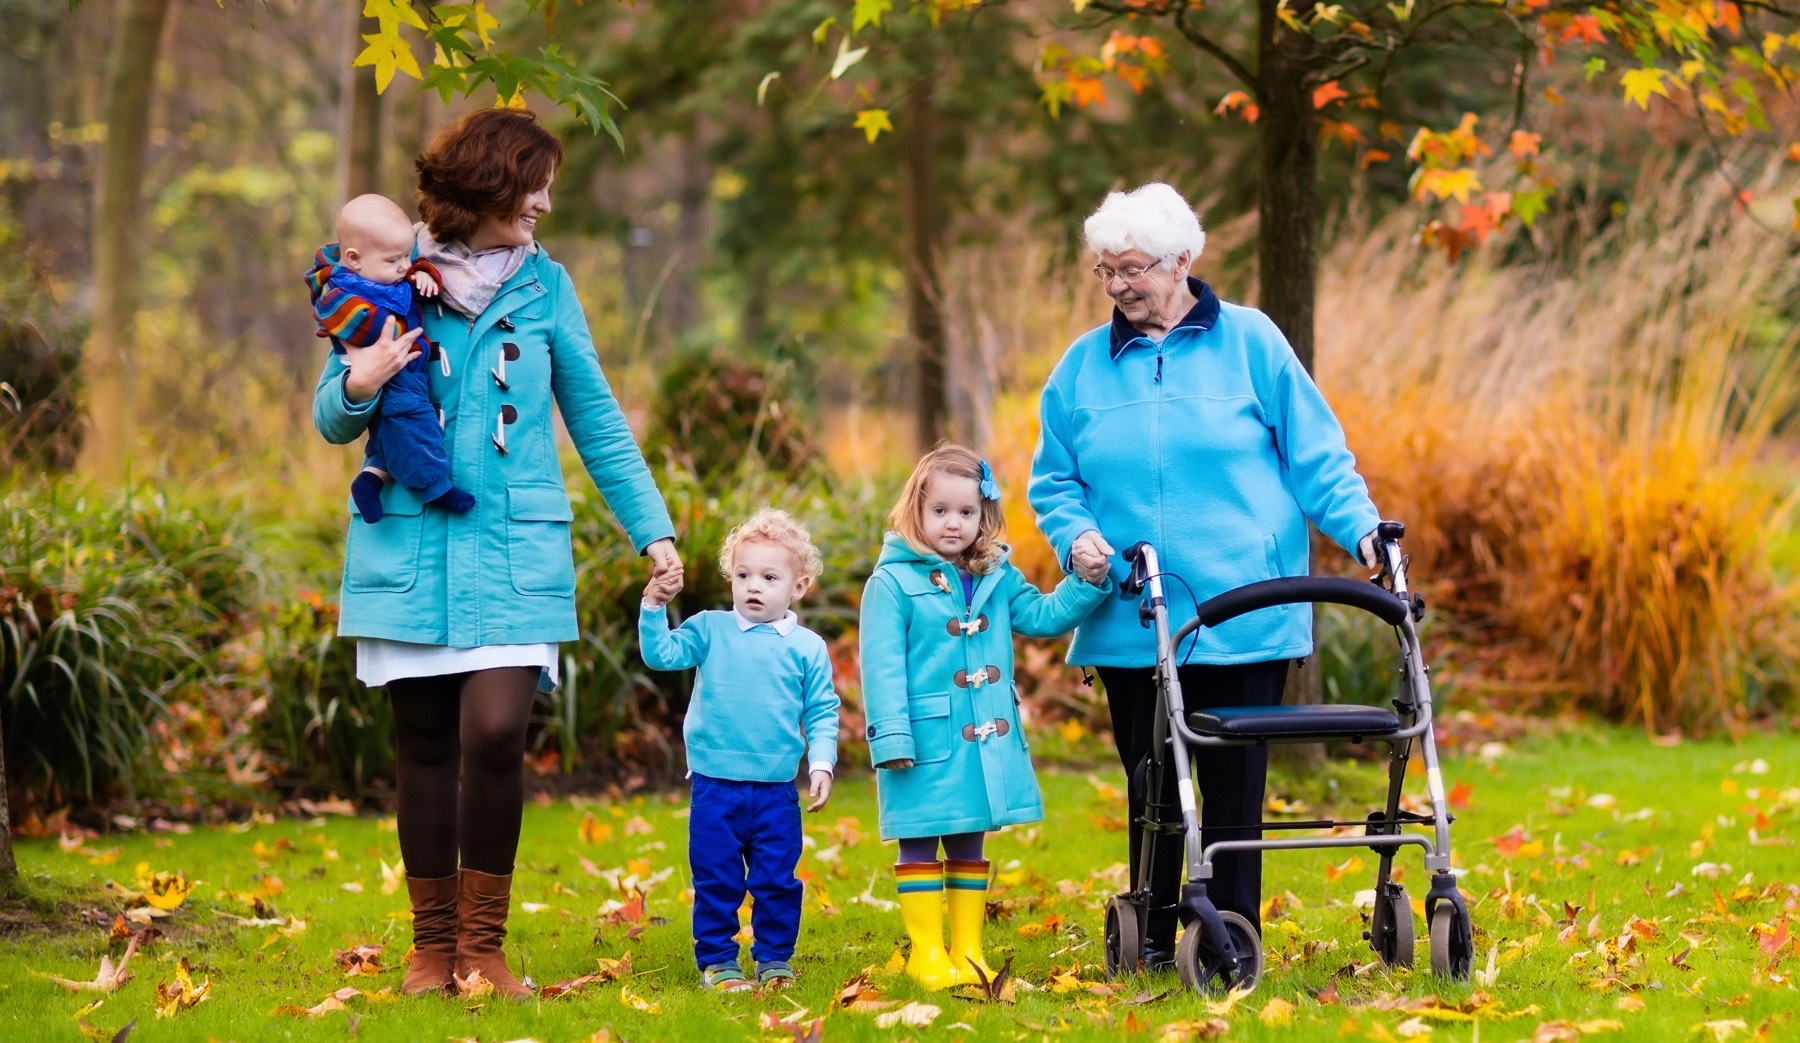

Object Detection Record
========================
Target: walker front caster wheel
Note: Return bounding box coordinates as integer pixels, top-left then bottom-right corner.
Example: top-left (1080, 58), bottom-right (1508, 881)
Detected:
top-left (1177, 909), bottom-right (1263, 994)
top-left (1103, 894), bottom-right (1145, 978)
top-left (1428, 903), bottom-right (1475, 980)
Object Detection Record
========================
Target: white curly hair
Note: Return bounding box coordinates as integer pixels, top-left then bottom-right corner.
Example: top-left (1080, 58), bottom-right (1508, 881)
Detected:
top-left (1082, 182), bottom-right (1206, 263)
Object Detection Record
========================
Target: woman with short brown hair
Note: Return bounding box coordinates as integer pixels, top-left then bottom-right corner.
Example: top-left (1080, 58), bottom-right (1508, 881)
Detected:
top-left (312, 108), bottom-right (683, 998)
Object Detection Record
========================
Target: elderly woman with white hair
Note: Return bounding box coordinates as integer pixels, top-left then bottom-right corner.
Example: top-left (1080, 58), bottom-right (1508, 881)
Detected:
top-left (1028, 183), bottom-right (1382, 971)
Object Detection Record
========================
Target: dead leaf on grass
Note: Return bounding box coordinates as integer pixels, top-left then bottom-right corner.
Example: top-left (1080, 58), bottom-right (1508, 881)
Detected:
top-left (153, 957), bottom-right (211, 1017)
top-left (42, 936), bottom-right (141, 993)
top-left (874, 1000), bottom-right (940, 1028)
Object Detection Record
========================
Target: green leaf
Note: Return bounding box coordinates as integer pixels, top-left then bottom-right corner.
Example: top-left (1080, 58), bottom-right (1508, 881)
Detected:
top-left (1512, 188), bottom-right (1549, 228)
top-left (851, 0), bottom-right (893, 34)
top-left (812, 16), bottom-right (837, 46)
top-left (1584, 57), bottom-right (1607, 82)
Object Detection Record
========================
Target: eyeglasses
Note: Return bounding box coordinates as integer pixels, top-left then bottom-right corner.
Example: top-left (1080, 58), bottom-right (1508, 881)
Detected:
top-left (1091, 257), bottom-right (1164, 284)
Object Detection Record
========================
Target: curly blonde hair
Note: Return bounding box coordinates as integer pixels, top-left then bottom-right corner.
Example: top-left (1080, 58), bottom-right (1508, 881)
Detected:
top-left (718, 508), bottom-right (825, 585)
top-left (888, 443), bottom-right (1007, 575)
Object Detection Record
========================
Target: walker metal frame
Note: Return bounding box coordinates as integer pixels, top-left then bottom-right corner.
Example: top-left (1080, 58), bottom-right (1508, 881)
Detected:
top-left (1102, 522), bottom-right (1475, 993)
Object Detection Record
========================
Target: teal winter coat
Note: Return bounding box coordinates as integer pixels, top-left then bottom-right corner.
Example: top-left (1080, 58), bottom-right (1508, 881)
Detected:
top-left (312, 244), bottom-right (674, 649)
top-left (859, 534), bottom-right (1110, 840)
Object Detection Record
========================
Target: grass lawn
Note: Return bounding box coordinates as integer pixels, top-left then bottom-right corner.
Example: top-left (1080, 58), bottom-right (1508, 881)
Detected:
top-left (1, 725), bottom-right (1795, 1042)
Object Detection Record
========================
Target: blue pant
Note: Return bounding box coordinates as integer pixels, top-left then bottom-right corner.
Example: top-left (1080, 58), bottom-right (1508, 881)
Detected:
top-left (688, 774), bottom-right (803, 970)
top-left (364, 350), bottom-right (453, 504)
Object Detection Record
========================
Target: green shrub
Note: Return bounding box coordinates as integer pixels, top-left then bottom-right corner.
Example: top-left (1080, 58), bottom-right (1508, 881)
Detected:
top-left (645, 351), bottom-right (818, 478)
top-left (0, 480), bottom-right (262, 810)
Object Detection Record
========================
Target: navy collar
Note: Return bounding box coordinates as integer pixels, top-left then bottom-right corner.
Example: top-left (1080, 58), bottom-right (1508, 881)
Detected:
top-left (1108, 277), bottom-right (1220, 358)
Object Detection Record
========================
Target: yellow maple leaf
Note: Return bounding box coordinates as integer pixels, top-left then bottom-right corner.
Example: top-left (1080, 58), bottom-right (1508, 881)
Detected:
top-left (441, 2), bottom-right (500, 50)
top-left (1620, 67), bottom-right (1670, 110)
top-left (363, 0), bottom-right (427, 32)
top-left (353, 30), bottom-right (423, 93)
top-left (853, 108), bottom-right (894, 144)
top-left (1414, 167), bottom-right (1483, 204)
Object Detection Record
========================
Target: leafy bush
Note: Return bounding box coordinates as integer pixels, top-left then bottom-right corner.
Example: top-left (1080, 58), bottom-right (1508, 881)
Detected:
top-left (0, 314), bottom-right (83, 473)
top-left (0, 480), bottom-right (262, 811)
top-left (645, 350), bottom-right (818, 478)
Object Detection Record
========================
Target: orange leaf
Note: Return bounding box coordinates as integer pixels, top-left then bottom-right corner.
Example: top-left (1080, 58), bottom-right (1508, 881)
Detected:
top-left (1312, 80), bottom-right (1348, 109)
top-left (1069, 74), bottom-right (1106, 108)
top-left (1359, 148), bottom-right (1392, 170)
top-left (1760, 918), bottom-right (1791, 958)
top-left (1448, 779), bottom-right (1473, 809)
top-left (1786, 143), bottom-right (1800, 162)
top-left (1508, 129), bottom-right (1541, 157)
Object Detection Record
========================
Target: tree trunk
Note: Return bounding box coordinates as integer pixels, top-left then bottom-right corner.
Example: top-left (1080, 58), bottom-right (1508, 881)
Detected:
top-left (902, 76), bottom-right (947, 453)
top-left (1257, 0), bottom-right (1325, 768)
top-left (81, 0), bottom-right (171, 479)
top-left (0, 708), bottom-right (13, 880)
top-left (338, 10), bottom-right (383, 202)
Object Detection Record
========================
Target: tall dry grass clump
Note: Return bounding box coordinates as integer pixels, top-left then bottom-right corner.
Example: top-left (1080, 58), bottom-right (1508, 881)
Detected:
top-left (1317, 159), bottom-right (1800, 732)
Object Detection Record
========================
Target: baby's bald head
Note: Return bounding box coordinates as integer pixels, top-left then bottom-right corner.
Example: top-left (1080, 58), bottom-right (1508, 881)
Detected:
top-left (337, 194), bottom-right (417, 284)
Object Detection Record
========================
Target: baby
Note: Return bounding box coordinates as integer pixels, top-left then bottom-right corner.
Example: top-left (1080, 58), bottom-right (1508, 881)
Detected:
top-left (640, 509), bottom-right (840, 992)
top-left (305, 193), bottom-right (473, 521)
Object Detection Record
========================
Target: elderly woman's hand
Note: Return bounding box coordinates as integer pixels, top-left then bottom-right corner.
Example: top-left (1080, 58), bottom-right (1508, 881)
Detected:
top-left (1070, 530), bottom-right (1115, 583)
top-left (344, 317), bottom-right (423, 403)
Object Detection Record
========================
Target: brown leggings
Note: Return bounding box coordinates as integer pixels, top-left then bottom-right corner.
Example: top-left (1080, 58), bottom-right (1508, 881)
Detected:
top-left (387, 667), bottom-right (539, 878)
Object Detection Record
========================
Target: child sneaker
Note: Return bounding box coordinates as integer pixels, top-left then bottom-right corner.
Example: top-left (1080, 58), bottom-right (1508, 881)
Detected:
top-left (756, 960), bottom-right (796, 989)
top-left (702, 964), bottom-right (752, 993)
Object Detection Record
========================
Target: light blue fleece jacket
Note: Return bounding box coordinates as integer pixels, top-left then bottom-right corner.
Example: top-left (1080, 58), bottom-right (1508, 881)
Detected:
top-left (1029, 279), bottom-right (1380, 668)
top-left (639, 606), bottom-right (840, 782)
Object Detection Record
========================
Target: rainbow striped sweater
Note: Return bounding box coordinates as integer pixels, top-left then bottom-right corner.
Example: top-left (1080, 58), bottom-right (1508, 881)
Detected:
top-left (304, 244), bottom-right (442, 352)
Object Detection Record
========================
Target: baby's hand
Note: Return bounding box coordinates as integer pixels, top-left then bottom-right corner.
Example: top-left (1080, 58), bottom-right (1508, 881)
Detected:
top-left (805, 770), bottom-right (833, 812)
top-left (411, 270), bottom-right (441, 298)
top-left (875, 758), bottom-right (914, 770)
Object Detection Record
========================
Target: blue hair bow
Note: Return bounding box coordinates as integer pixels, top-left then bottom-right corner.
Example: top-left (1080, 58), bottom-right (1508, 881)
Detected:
top-left (978, 459), bottom-right (1002, 502)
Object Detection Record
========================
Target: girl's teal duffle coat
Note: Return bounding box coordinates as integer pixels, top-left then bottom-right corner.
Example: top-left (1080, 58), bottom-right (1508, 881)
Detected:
top-left (311, 244), bottom-right (674, 649)
top-left (860, 533), bottom-right (1110, 840)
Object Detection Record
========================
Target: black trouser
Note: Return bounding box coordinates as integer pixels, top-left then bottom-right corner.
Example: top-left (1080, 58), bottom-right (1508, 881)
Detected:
top-left (387, 667), bottom-right (540, 878)
top-left (1097, 660), bottom-right (1289, 945)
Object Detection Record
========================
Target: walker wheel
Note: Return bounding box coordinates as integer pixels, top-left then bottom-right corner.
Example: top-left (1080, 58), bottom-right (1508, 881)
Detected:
top-left (1428, 904), bottom-right (1474, 979)
top-left (1176, 909), bottom-right (1263, 994)
top-left (1371, 887), bottom-right (1415, 969)
top-left (1103, 895), bottom-right (1145, 978)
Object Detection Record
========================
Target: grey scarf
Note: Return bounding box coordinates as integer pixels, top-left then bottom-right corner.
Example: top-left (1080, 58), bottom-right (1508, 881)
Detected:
top-left (413, 223), bottom-right (530, 318)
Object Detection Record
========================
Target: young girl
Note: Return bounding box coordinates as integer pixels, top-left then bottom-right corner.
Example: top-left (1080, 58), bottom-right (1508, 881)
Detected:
top-left (860, 444), bottom-right (1111, 990)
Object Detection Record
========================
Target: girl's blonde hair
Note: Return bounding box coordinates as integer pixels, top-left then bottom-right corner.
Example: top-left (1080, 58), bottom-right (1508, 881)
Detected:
top-left (888, 443), bottom-right (1007, 574)
top-left (719, 508), bottom-right (825, 585)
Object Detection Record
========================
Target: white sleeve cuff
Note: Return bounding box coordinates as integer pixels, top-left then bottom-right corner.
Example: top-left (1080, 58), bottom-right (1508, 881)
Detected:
top-left (808, 761), bottom-right (835, 776)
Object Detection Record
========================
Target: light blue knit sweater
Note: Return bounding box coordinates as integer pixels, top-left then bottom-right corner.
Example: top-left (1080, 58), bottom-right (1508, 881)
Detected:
top-left (639, 607), bottom-right (840, 782)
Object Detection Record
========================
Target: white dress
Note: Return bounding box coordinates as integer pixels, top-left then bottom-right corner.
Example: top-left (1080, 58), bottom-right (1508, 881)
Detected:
top-left (356, 639), bottom-right (560, 688)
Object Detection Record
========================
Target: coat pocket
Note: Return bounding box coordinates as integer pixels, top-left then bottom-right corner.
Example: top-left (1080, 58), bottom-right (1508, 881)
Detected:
top-left (506, 482), bottom-right (575, 596)
top-left (343, 486), bottom-right (426, 593)
top-left (908, 692), bottom-right (954, 765)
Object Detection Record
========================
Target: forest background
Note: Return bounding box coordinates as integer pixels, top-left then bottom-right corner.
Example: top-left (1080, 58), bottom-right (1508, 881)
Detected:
top-left (2, 0), bottom-right (1799, 860)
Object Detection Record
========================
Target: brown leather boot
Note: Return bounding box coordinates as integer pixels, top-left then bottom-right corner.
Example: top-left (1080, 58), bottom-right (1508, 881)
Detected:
top-left (401, 874), bottom-right (459, 996)
top-left (454, 868), bottom-right (534, 999)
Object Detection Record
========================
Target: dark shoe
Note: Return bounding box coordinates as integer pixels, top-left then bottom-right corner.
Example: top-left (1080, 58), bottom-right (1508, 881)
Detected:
top-left (1142, 939), bottom-right (1177, 973)
top-left (454, 868), bottom-right (534, 1000)
top-left (400, 874), bottom-right (458, 995)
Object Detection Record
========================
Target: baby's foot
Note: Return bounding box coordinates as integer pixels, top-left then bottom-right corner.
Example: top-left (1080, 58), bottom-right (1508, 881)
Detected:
top-left (429, 486), bottom-right (476, 513)
top-left (351, 471), bottom-right (386, 522)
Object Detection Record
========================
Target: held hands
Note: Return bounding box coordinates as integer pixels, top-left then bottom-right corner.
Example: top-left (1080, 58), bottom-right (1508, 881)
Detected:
top-left (806, 770), bottom-right (833, 812)
top-left (647, 538), bottom-right (684, 588)
top-left (410, 269), bottom-right (441, 298)
top-left (1069, 529), bottom-right (1115, 585)
top-left (344, 316), bottom-right (423, 403)
top-left (875, 759), bottom-right (915, 770)
top-left (642, 571), bottom-right (682, 609)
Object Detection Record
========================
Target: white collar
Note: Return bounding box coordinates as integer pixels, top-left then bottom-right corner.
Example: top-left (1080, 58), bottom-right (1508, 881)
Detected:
top-left (734, 608), bottom-right (798, 636)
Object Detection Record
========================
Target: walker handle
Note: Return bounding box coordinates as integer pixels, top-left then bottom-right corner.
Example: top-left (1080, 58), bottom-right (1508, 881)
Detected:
top-left (1122, 541), bottom-right (1152, 597)
top-left (1196, 577), bottom-right (1410, 628)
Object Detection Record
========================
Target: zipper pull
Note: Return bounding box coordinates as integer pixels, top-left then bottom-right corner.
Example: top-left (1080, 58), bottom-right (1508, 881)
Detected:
top-left (1155, 352), bottom-right (1163, 384)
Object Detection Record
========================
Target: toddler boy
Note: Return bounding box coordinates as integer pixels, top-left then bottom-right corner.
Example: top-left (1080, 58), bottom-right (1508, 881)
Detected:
top-left (640, 508), bottom-right (839, 992)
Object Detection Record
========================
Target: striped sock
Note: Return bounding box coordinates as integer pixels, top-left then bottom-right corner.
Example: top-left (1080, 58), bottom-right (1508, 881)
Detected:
top-left (895, 861), bottom-right (944, 895)
top-left (943, 859), bottom-right (989, 892)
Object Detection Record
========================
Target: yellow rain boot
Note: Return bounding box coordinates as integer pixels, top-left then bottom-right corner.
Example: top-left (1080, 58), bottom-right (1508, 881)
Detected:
top-left (944, 858), bottom-right (995, 985)
top-left (895, 862), bottom-right (959, 990)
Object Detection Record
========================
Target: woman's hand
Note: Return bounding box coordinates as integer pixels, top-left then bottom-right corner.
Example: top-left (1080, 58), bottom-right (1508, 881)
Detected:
top-left (344, 317), bottom-right (423, 403)
top-left (1070, 530), bottom-right (1115, 584)
top-left (875, 758), bottom-right (914, 770)
top-left (646, 537), bottom-right (684, 594)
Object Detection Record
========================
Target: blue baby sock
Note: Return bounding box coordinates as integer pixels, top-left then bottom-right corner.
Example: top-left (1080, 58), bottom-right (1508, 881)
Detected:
top-left (428, 486), bottom-right (476, 513)
top-left (351, 471), bottom-right (386, 523)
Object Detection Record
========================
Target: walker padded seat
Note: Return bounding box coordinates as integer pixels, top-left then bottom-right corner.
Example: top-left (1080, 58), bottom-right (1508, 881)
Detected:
top-left (1189, 703), bottom-right (1402, 740)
